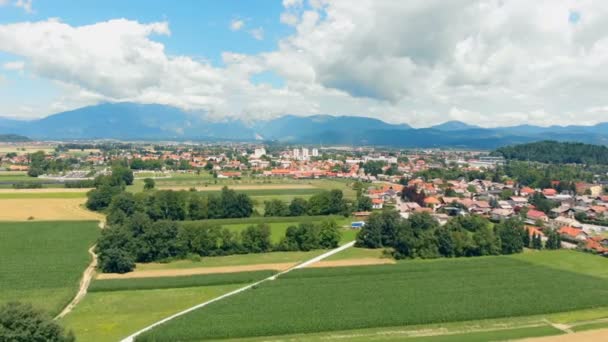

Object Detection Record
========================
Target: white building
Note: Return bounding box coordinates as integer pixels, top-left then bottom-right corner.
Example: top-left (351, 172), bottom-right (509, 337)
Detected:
top-left (302, 148), bottom-right (309, 160)
top-left (254, 148), bottom-right (266, 158)
top-left (292, 148), bottom-right (301, 160)
top-left (312, 148), bottom-right (319, 157)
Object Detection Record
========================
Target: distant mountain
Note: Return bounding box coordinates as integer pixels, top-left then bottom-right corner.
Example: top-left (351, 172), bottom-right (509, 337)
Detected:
top-left (0, 134), bottom-right (30, 142)
top-left (431, 121), bottom-right (480, 131)
top-left (254, 114), bottom-right (411, 141)
top-left (1, 102), bottom-right (608, 148)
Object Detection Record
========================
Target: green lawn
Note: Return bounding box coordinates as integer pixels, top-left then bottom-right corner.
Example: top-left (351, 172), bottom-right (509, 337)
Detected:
top-left (0, 191), bottom-right (87, 199)
top-left (325, 246), bottom-right (386, 261)
top-left (135, 250), bottom-right (326, 271)
top-left (89, 270), bottom-right (275, 292)
top-left (0, 221), bottom-right (99, 314)
top-left (61, 284), bottom-right (243, 342)
top-left (138, 252), bottom-right (608, 341)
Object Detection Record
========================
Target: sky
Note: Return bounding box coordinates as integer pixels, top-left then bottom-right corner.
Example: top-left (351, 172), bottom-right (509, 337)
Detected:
top-left (1, 0), bottom-right (608, 127)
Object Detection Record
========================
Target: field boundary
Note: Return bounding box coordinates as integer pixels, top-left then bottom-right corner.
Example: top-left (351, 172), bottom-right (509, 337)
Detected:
top-left (55, 221), bottom-right (104, 320)
top-left (119, 241), bottom-right (356, 342)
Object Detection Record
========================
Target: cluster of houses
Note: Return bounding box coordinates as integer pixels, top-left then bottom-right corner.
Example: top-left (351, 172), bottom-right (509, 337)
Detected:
top-left (357, 178), bottom-right (608, 256)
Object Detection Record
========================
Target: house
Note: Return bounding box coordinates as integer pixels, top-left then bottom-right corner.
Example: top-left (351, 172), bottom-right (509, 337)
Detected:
top-left (520, 187), bottom-right (535, 196)
top-left (491, 208), bottom-right (513, 221)
top-left (399, 202), bottom-right (421, 212)
top-left (423, 196), bottom-right (441, 210)
top-left (470, 201), bottom-right (491, 214)
top-left (542, 188), bottom-right (557, 197)
top-left (372, 198), bottom-right (384, 210)
top-left (526, 209), bottom-right (548, 222)
top-left (551, 205), bottom-right (575, 218)
top-left (353, 211), bottom-right (372, 220)
top-left (510, 196), bottom-right (528, 206)
top-left (558, 226), bottom-right (588, 241)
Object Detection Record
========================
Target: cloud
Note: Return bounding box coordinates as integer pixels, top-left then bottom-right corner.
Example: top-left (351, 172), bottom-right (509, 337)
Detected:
top-left (3, 61), bottom-right (25, 71)
top-left (3, 1), bottom-right (608, 127)
top-left (0, 0), bottom-right (9, 6)
top-left (14, 0), bottom-right (33, 13)
top-left (229, 19), bottom-right (244, 31)
top-left (249, 27), bottom-right (264, 40)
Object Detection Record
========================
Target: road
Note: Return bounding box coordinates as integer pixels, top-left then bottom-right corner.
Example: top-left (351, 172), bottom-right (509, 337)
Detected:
top-left (120, 241), bottom-right (356, 342)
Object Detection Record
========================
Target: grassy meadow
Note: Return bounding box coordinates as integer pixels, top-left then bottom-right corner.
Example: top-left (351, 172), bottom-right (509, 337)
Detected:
top-left (0, 221), bottom-right (99, 314)
top-left (138, 250), bottom-right (608, 341)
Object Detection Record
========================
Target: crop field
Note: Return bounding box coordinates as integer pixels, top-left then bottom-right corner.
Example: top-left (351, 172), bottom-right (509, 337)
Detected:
top-left (0, 191), bottom-right (87, 199)
top-left (90, 270), bottom-right (275, 292)
top-left (0, 221), bottom-right (99, 314)
top-left (0, 198), bottom-right (103, 221)
top-left (0, 145), bottom-right (54, 154)
top-left (138, 252), bottom-right (608, 341)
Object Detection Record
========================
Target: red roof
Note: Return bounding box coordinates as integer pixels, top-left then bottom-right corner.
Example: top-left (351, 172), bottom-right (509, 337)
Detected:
top-left (542, 188), bottom-right (557, 196)
top-left (424, 197), bottom-right (440, 205)
top-left (525, 225), bottom-right (544, 237)
top-left (372, 198), bottom-right (384, 204)
top-left (521, 187), bottom-right (535, 195)
top-left (527, 209), bottom-right (547, 219)
top-left (558, 226), bottom-right (586, 238)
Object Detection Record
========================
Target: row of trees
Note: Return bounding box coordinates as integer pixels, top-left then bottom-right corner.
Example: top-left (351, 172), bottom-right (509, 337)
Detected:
top-left (97, 212), bottom-right (340, 273)
top-left (496, 140), bottom-right (608, 165)
top-left (356, 211), bottom-right (560, 259)
top-left (27, 151), bottom-right (77, 177)
top-left (263, 190), bottom-right (351, 217)
top-left (105, 187), bottom-right (254, 224)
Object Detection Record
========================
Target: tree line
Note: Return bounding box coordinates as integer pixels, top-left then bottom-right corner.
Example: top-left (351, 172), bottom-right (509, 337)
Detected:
top-left (263, 189), bottom-right (352, 217)
top-left (97, 213), bottom-right (340, 273)
top-left (356, 211), bottom-right (560, 259)
top-left (496, 140), bottom-right (608, 165)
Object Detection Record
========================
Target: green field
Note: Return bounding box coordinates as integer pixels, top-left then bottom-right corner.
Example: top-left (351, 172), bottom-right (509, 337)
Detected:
top-left (61, 285), bottom-right (243, 342)
top-left (0, 221), bottom-right (99, 314)
top-left (138, 251), bottom-right (608, 341)
top-left (0, 191), bottom-right (87, 199)
top-left (89, 270), bottom-right (275, 292)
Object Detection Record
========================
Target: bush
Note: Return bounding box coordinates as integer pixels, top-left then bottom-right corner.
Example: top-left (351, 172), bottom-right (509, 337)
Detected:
top-left (0, 302), bottom-right (75, 342)
top-left (12, 182), bottom-right (43, 189)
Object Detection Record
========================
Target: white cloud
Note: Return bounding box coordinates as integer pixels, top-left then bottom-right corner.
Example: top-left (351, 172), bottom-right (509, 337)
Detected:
top-left (0, 0), bottom-right (10, 6)
top-left (229, 19), bottom-right (244, 31)
top-left (249, 27), bottom-right (264, 40)
top-left (3, 61), bottom-right (24, 71)
top-left (280, 12), bottom-right (298, 26)
top-left (3, 1), bottom-right (608, 127)
top-left (14, 0), bottom-right (33, 14)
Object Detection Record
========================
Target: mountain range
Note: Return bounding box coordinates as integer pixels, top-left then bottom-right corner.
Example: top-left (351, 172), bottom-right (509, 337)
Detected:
top-left (0, 103), bottom-right (607, 148)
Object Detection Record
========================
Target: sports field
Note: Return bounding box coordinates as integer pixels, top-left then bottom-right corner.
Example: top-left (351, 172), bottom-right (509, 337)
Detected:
top-left (138, 250), bottom-right (608, 341)
top-left (0, 221), bottom-right (100, 314)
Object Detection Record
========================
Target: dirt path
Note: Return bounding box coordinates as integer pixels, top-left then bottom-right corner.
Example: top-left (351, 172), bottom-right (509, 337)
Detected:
top-left (519, 328), bottom-right (608, 341)
top-left (309, 258), bottom-right (396, 268)
top-left (98, 256), bottom-right (393, 280)
top-left (54, 221), bottom-right (104, 320)
top-left (96, 262), bottom-right (297, 280)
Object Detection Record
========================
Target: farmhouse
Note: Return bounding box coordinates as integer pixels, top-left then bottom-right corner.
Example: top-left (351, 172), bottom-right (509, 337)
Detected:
top-left (558, 226), bottom-right (588, 241)
top-left (526, 209), bottom-right (548, 222)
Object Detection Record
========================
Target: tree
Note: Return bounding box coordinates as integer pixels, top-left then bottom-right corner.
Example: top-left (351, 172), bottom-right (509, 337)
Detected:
top-left (143, 178), bottom-right (155, 190)
top-left (241, 224), bottom-right (272, 253)
top-left (85, 184), bottom-right (121, 211)
top-left (356, 196), bottom-right (373, 211)
top-left (134, 220), bottom-right (184, 262)
top-left (318, 220), bottom-right (340, 249)
top-left (188, 194), bottom-right (208, 220)
top-left (111, 166), bottom-right (134, 186)
top-left (545, 229), bottom-right (562, 250)
top-left (98, 247), bottom-right (135, 273)
top-left (288, 198), bottom-right (308, 216)
top-left (0, 302), bottom-right (75, 342)
top-left (533, 233), bottom-right (543, 249)
top-left (435, 226), bottom-right (454, 257)
top-left (264, 199), bottom-right (289, 217)
top-left (522, 228), bottom-right (531, 247)
top-left (496, 218), bottom-right (525, 254)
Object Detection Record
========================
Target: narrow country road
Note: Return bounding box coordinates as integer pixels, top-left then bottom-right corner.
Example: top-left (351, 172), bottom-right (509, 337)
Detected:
top-left (54, 221), bottom-right (105, 320)
top-left (120, 241), bottom-right (356, 342)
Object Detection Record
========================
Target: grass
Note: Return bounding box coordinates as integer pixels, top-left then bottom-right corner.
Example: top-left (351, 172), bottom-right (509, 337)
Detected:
top-left (511, 249), bottom-right (608, 278)
top-left (0, 221), bottom-right (99, 314)
top-left (61, 285), bottom-right (243, 342)
top-left (223, 325), bottom-right (563, 342)
top-left (135, 250), bottom-right (326, 271)
top-left (89, 270), bottom-right (275, 292)
top-left (572, 321), bottom-right (608, 332)
top-left (325, 246), bottom-right (386, 261)
top-left (139, 252), bottom-right (608, 341)
top-left (0, 192), bottom-right (87, 199)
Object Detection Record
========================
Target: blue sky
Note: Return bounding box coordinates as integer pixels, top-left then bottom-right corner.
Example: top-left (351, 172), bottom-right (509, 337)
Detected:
top-left (1, 1), bottom-right (607, 127)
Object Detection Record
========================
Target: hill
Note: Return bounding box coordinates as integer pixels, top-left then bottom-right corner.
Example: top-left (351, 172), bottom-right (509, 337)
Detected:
top-left (495, 140), bottom-right (608, 164)
top-left (0, 134), bottom-right (30, 142)
top-left (1, 103), bottom-right (608, 148)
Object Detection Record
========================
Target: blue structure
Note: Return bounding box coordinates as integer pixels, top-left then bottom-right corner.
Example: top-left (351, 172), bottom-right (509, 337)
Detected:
top-left (351, 221), bottom-right (366, 229)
